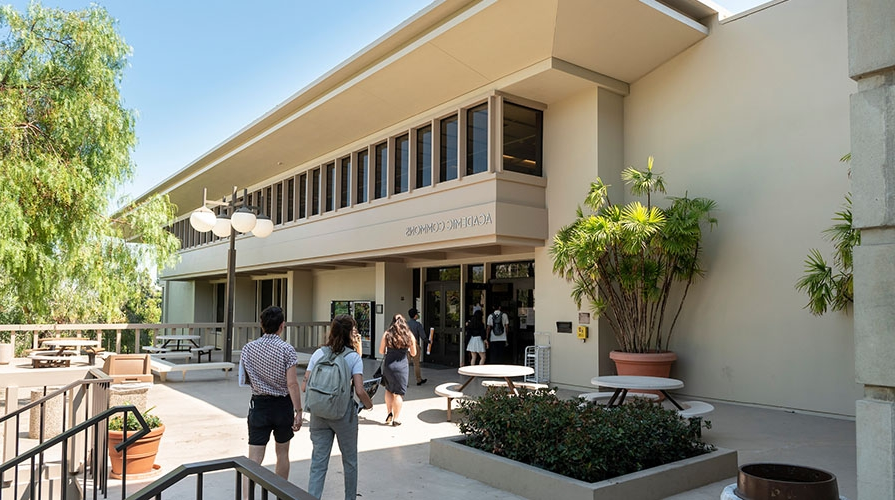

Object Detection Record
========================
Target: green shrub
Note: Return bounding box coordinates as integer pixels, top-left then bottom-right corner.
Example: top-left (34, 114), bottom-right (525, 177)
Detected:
top-left (458, 389), bottom-right (713, 483)
top-left (108, 406), bottom-right (162, 431)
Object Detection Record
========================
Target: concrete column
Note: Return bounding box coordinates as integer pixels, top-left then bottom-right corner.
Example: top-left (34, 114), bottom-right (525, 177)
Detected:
top-left (848, 1), bottom-right (895, 497)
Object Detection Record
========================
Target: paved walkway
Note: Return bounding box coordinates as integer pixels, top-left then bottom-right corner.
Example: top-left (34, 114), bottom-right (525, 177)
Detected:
top-left (86, 357), bottom-right (855, 499)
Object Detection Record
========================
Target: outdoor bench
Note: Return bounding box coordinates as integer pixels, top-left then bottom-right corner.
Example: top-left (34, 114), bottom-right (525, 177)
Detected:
top-left (150, 358), bottom-right (234, 382)
top-left (150, 351), bottom-right (193, 361)
top-left (434, 382), bottom-right (467, 421)
top-left (190, 345), bottom-right (215, 363)
top-left (677, 400), bottom-right (714, 419)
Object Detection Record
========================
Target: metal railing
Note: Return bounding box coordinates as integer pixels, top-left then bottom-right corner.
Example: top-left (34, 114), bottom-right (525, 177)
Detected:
top-left (0, 370), bottom-right (136, 499)
top-left (0, 321), bottom-right (332, 357)
top-left (127, 456), bottom-right (316, 500)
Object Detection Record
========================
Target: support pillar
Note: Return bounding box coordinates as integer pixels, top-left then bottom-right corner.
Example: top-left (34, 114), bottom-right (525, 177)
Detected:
top-left (848, 0), bottom-right (895, 497)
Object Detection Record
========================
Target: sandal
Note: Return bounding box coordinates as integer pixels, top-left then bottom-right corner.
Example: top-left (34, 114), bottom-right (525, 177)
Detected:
top-left (385, 412), bottom-right (393, 425)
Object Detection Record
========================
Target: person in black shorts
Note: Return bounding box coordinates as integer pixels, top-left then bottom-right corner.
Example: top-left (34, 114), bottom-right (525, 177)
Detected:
top-left (240, 306), bottom-right (302, 489)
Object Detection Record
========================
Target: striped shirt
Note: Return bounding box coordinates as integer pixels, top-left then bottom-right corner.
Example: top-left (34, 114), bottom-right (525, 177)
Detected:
top-left (241, 334), bottom-right (299, 397)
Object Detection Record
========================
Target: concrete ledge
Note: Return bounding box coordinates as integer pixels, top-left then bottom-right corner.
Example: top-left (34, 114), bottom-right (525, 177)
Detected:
top-left (430, 436), bottom-right (737, 500)
top-left (150, 359), bottom-right (234, 382)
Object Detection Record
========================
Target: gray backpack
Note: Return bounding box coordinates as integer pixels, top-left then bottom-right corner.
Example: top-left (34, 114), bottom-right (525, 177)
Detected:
top-left (305, 347), bottom-right (352, 419)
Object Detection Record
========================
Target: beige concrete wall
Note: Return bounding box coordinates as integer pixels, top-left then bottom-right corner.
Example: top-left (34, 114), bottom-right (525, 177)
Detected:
top-left (623, 0), bottom-right (860, 415)
top-left (289, 270), bottom-right (314, 323)
top-left (377, 262), bottom-right (414, 333)
top-left (193, 281), bottom-right (215, 322)
top-left (162, 281), bottom-right (195, 323)
top-left (535, 87), bottom-right (601, 389)
top-left (312, 267), bottom-right (376, 321)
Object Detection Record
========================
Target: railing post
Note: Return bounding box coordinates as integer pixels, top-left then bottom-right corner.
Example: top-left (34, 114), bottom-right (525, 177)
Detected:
top-left (135, 329), bottom-right (142, 353)
top-left (3, 386), bottom-right (19, 485)
top-left (115, 329), bottom-right (122, 354)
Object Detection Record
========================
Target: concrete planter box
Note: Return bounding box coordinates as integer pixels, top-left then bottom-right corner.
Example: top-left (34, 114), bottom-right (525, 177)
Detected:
top-left (430, 436), bottom-right (737, 500)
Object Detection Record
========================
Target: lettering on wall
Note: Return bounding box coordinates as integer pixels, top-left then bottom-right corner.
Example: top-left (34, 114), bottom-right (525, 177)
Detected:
top-left (405, 212), bottom-right (493, 237)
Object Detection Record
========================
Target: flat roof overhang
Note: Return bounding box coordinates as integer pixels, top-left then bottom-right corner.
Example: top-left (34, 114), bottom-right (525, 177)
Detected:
top-left (139, 0), bottom-right (712, 216)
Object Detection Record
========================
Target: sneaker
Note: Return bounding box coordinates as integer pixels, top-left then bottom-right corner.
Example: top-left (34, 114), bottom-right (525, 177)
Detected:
top-left (416, 379), bottom-right (427, 386)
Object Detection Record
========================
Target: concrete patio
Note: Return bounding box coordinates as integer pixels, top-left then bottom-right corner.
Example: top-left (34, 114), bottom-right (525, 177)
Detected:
top-left (2, 355), bottom-right (857, 499)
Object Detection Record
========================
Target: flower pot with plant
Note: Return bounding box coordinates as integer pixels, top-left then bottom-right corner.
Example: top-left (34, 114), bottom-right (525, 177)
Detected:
top-left (107, 406), bottom-right (164, 478)
top-left (550, 157), bottom-right (717, 383)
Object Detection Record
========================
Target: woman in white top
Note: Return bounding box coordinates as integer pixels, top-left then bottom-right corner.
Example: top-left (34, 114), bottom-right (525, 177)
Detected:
top-left (302, 314), bottom-right (373, 500)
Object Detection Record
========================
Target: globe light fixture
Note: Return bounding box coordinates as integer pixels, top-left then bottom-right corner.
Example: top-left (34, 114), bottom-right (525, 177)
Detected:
top-left (211, 214), bottom-right (233, 238)
top-left (189, 206), bottom-right (217, 232)
top-left (251, 215), bottom-right (274, 238)
top-left (187, 186), bottom-right (273, 363)
top-left (230, 206), bottom-right (258, 233)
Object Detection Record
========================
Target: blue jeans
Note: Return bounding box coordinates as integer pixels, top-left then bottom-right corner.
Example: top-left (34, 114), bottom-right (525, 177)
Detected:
top-left (308, 403), bottom-right (358, 500)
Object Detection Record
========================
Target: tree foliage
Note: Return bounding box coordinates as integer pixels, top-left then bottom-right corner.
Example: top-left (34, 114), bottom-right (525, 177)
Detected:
top-left (795, 155), bottom-right (859, 316)
top-left (0, 3), bottom-right (179, 324)
top-left (550, 157), bottom-right (717, 353)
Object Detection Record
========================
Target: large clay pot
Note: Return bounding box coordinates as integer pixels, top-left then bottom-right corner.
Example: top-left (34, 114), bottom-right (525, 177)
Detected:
top-left (108, 424), bottom-right (165, 479)
top-left (735, 463), bottom-right (841, 500)
top-left (609, 351), bottom-right (677, 400)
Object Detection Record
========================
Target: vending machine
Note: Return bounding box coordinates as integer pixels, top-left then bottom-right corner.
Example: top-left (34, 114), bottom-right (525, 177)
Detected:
top-left (331, 300), bottom-right (376, 358)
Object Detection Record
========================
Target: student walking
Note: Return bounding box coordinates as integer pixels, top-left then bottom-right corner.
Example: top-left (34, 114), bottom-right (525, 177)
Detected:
top-left (240, 306), bottom-right (302, 494)
top-left (303, 314), bottom-right (374, 500)
top-left (405, 308), bottom-right (427, 385)
top-left (379, 314), bottom-right (417, 426)
top-left (486, 304), bottom-right (509, 364)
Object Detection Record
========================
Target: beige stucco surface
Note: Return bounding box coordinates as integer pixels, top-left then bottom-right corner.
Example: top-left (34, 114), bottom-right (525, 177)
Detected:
top-left (156, 0), bottom-right (864, 417)
top-left (622, 0), bottom-right (860, 415)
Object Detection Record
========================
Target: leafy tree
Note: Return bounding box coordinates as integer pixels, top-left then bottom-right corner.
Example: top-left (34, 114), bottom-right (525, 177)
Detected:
top-left (0, 3), bottom-right (179, 326)
top-left (550, 157), bottom-right (717, 353)
top-left (795, 154), bottom-right (859, 315)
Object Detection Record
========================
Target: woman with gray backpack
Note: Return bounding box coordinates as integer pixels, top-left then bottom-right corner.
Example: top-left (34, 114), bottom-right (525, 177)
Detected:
top-left (301, 314), bottom-right (373, 499)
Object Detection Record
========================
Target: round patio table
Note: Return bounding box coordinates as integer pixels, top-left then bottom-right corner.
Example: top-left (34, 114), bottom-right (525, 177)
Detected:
top-left (591, 375), bottom-right (685, 410)
top-left (457, 364), bottom-right (534, 393)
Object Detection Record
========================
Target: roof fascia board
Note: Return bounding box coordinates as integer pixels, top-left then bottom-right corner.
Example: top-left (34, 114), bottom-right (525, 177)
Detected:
top-left (642, 0), bottom-right (709, 34)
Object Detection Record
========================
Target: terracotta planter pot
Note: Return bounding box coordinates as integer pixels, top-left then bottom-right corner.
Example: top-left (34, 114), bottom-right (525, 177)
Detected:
top-left (609, 351), bottom-right (677, 400)
top-left (108, 424), bottom-right (165, 479)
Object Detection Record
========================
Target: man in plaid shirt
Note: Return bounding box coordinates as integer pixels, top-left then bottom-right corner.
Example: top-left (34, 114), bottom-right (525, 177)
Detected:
top-left (241, 306), bottom-right (302, 484)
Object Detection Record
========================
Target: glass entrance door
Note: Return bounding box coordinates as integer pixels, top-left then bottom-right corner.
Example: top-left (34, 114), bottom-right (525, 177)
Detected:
top-left (424, 282), bottom-right (461, 367)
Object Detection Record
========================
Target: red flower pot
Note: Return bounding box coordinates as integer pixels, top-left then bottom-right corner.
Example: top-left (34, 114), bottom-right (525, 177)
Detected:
top-left (609, 351), bottom-right (677, 400)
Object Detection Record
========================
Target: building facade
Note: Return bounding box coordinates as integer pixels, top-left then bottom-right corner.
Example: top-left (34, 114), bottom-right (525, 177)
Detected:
top-left (146, 0), bottom-right (860, 416)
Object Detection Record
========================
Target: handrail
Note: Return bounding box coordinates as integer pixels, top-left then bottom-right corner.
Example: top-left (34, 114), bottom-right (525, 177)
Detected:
top-left (0, 405), bottom-right (148, 473)
top-left (126, 456), bottom-right (317, 500)
top-left (0, 368), bottom-right (111, 426)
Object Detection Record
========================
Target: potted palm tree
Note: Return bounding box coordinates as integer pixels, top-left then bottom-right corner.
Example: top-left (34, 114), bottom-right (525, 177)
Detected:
top-left (550, 157), bottom-right (717, 379)
top-left (107, 406), bottom-right (164, 478)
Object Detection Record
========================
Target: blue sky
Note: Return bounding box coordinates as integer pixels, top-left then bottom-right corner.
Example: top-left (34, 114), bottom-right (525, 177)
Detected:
top-left (5, 0), bottom-right (768, 204)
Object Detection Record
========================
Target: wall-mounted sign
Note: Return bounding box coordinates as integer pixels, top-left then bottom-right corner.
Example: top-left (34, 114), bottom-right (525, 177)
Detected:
top-left (578, 312), bottom-right (590, 324)
top-left (405, 212), bottom-right (493, 237)
top-left (556, 321), bottom-right (573, 333)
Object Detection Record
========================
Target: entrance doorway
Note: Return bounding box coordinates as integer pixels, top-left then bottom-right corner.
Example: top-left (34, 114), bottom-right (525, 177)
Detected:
top-left (424, 281), bottom-right (461, 367)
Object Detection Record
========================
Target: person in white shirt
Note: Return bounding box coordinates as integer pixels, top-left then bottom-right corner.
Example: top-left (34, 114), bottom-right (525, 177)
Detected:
top-left (302, 314), bottom-right (373, 500)
top-left (486, 304), bottom-right (509, 364)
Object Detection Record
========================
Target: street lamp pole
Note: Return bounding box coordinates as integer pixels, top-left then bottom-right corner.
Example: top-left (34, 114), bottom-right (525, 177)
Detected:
top-left (224, 223), bottom-right (237, 363)
top-left (189, 186), bottom-right (273, 363)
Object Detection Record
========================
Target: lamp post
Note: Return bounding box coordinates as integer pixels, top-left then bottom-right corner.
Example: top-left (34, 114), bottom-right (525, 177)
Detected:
top-left (189, 186), bottom-right (274, 362)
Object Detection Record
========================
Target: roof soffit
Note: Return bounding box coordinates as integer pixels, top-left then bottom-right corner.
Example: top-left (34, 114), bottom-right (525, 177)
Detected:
top-left (160, 0), bottom-right (709, 215)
